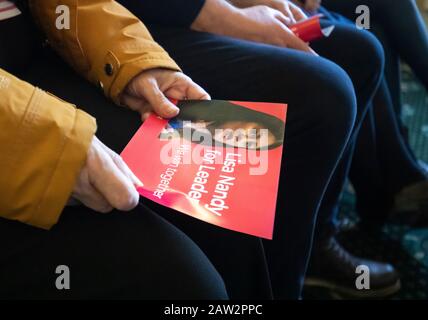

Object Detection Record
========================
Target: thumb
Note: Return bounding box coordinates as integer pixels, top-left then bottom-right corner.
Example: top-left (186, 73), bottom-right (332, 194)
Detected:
top-left (88, 138), bottom-right (139, 211)
top-left (143, 82), bottom-right (180, 119)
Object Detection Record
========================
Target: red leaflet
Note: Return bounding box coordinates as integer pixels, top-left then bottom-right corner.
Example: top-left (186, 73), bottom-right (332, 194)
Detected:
top-left (291, 14), bottom-right (335, 42)
top-left (121, 100), bottom-right (287, 239)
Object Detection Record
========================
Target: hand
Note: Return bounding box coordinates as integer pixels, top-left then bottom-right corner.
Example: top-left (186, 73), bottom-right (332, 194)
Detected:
top-left (290, 0), bottom-right (321, 13)
top-left (70, 136), bottom-right (142, 213)
top-left (232, 0), bottom-right (307, 24)
top-left (302, 0), bottom-right (321, 13)
top-left (192, 0), bottom-right (316, 54)
top-left (121, 68), bottom-right (210, 121)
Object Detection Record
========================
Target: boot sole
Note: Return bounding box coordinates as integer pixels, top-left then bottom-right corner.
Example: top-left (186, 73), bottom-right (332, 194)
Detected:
top-left (304, 277), bottom-right (401, 299)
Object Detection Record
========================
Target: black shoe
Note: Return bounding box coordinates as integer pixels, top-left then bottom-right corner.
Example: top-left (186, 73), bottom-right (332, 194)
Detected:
top-left (305, 237), bottom-right (401, 299)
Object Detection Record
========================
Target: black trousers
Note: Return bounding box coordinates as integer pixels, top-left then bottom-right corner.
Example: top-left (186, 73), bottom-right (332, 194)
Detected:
top-left (145, 24), bottom-right (383, 252)
top-left (323, 0), bottom-right (428, 114)
top-left (2, 35), bottom-right (356, 298)
top-left (317, 4), bottom-right (427, 224)
top-left (1, 16), bottom-right (365, 299)
top-left (0, 206), bottom-right (233, 300)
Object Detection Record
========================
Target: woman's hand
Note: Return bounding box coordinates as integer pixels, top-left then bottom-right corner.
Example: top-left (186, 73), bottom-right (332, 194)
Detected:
top-left (290, 0), bottom-right (322, 13)
top-left (231, 0), bottom-right (307, 24)
top-left (70, 136), bottom-right (142, 213)
top-left (303, 0), bottom-right (321, 13)
top-left (192, 0), bottom-right (316, 54)
top-left (122, 69), bottom-right (210, 121)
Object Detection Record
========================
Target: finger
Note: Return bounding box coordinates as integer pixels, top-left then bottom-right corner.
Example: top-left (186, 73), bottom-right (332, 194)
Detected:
top-left (165, 82), bottom-right (211, 101)
top-left (90, 146), bottom-right (140, 211)
top-left (75, 186), bottom-right (114, 213)
top-left (103, 145), bottom-right (144, 188)
top-left (142, 80), bottom-right (180, 118)
top-left (111, 153), bottom-right (144, 189)
top-left (275, 11), bottom-right (292, 26)
top-left (121, 93), bottom-right (145, 111)
top-left (280, 4), bottom-right (297, 24)
top-left (185, 83), bottom-right (211, 100)
top-left (121, 93), bottom-right (152, 116)
top-left (289, 2), bottom-right (307, 21)
top-left (161, 87), bottom-right (187, 101)
top-left (72, 166), bottom-right (113, 213)
top-left (72, 170), bottom-right (114, 213)
top-left (141, 110), bottom-right (153, 122)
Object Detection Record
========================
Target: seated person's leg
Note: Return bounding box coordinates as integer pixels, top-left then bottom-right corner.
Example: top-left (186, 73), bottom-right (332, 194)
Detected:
top-left (318, 6), bottom-right (428, 227)
top-left (306, 23), bottom-right (400, 297)
top-left (148, 201), bottom-right (273, 299)
top-left (147, 22), bottom-right (399, 297)
top-left (19, 48), bottom-right (272, 300)
top-left (351, 80), bottom-right (428, 227)
top-left (323, 0), bottom-right (428, 90)
top-left (1, 48), bottom-right (228, 298)
top-left (308, 23), bottom-right (385, 242)
top-left (147, 26), bottom-right (357, 298)
top-left (0, 205), bottom-right (227, 299)
top-left (370, 23), bottom-right (404, 120)
top-left (312, 22), bottom-right (384, 127)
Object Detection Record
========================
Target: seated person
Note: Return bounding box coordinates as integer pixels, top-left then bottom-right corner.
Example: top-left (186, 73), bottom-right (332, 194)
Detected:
top-left (292, 0), bottom-right (428, 227)
top-left (0, 0), bottom-right (251, 299)
top-left (0, 0), bottom-right (354, 299)
top-left (119, 0), bottom-right (401, 298)
top-left (320, 0), bottom-right (428, 226)
top-left (319, 0), bottom-right (428, 115)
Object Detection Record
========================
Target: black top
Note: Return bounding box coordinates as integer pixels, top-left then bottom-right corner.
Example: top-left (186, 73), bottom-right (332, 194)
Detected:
top-left (0, 3), bottom-right (41, 74)
top-left (117, 0), bottom-right (206, 27)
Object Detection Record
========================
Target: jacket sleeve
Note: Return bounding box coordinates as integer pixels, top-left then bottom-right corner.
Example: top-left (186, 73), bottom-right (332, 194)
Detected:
top-left (0, 68), bottom-right (96, 229)
top-left (28, 0), bottom-right (181, 106)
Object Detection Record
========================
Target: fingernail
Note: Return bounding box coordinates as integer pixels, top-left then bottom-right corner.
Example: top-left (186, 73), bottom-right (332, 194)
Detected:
top-left (167, 106), bottom-right (180, 117)
top-left (135, 177), bottom-right (144, 187)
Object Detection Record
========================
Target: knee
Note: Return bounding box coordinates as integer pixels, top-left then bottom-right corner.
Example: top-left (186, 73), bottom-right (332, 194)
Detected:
top-left (109, 210), bottom-right (229, 299)
top-left (307, 58), bottom-right (357, 137)
top-left (363, 31), bottom-right (385, 77)
top-left (267, 51), bottom-right (357, 144)
top-left (267, 51), bottom-right (357, 136)
top-left (162, 232), bottom-right (229, 300)
top-left (146, 220), bottom-right (228, 299)
top-left (349, 28), bottom-right (385, 86)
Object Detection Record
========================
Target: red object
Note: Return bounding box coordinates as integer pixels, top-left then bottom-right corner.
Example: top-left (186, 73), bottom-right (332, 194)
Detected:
top-left (290, 14), bottom-right (334, 42)
top-left (121, 100), bottom-right (287, 239)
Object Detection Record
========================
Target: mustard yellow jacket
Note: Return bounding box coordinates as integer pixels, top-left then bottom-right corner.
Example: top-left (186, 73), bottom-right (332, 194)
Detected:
top-left (0, 0), bottom-right (180, 229)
